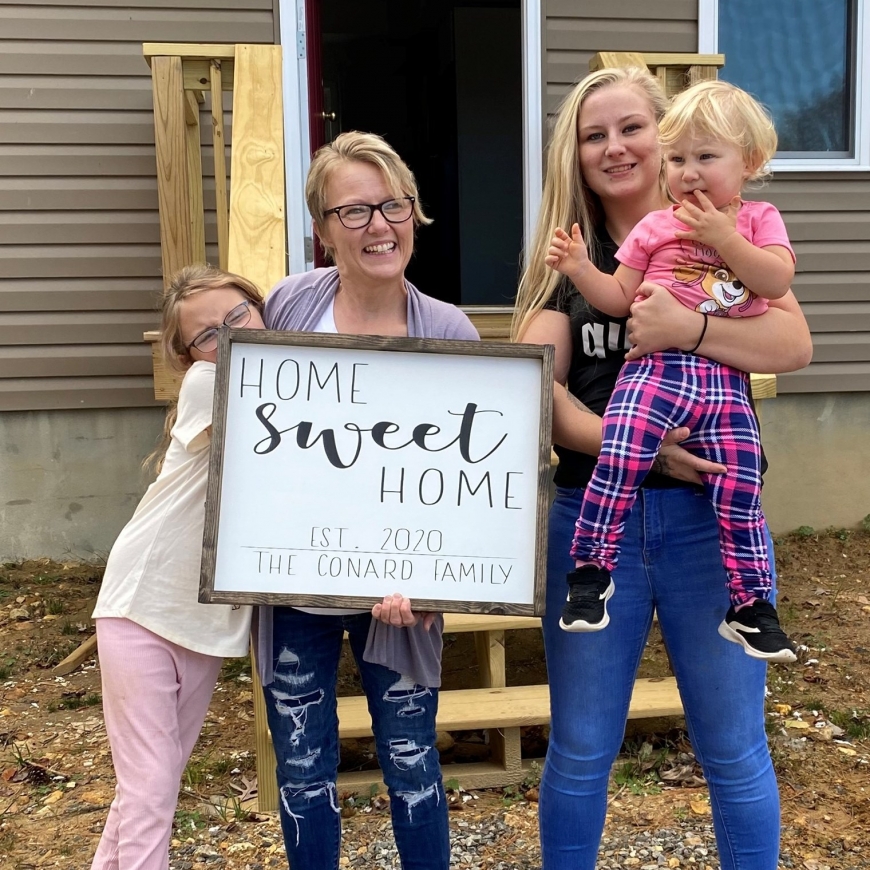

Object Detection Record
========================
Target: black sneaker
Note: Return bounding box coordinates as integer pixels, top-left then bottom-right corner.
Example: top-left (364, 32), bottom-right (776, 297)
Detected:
top-left (559, 566), bottom-right (615, 633)
top-left (718, 600), bottom-right (797, 663)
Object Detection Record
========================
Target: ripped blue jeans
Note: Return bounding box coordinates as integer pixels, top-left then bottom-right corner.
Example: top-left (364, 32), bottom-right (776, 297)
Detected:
top-left (263, 607), bottom-right (449, 869)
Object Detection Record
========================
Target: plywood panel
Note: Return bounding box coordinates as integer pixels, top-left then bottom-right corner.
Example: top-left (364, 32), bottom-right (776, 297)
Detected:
top-left (226, 45), bottom-right (285, 295)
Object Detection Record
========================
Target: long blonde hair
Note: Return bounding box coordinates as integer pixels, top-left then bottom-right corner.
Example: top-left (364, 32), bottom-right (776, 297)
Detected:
top-left (145, 265), bottom-right (264, 474)
top-left (512, 67), bottom-right (668, 341)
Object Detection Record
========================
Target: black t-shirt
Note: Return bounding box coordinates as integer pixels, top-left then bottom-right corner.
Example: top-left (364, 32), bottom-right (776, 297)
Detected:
top-left (544, 225), bottom-right (767, 488)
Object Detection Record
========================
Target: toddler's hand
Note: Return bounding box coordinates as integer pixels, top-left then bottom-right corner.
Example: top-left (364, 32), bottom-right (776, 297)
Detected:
top-left (674, 192), bottom-right (740, 250)
top-left (545, 224), bottom-right (590, 284)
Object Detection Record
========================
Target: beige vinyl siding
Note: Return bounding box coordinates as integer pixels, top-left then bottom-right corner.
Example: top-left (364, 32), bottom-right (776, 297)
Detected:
top-left (544, 0), bottom-right (870, 394)
top-left (0, 0), bottom-right (276, 412)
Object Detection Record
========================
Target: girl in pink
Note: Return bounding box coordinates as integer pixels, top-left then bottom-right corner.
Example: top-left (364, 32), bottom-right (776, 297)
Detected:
top-left (547, 80), bottom-right (798, 662)
top-left (90, 266), bottom-right (265, 870)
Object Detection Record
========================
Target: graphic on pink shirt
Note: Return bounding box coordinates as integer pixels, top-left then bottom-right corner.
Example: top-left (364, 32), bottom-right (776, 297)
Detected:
top-left (671, 240), bottom-right (755, 317)
top-left (616, 201), bottom-right (795, 320)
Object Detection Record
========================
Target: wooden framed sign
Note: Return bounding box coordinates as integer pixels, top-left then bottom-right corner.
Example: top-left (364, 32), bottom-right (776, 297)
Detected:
top-left (200, 330), bottom-right (553, 615)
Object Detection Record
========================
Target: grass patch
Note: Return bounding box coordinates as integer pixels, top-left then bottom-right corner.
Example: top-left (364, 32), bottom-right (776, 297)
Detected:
top-left (220, 656), bottom-right (252, 682)
top-left (46, 693), bottom-right (102, 713)
top-left (827, 708), bottom-right (870, 742)
top-left (45, 598), bottom-right (65, 616)
top-left (174, 808), bottom-right (207, 832)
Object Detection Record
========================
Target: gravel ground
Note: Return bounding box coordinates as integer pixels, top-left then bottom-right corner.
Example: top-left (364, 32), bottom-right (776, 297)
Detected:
top-left (161, 798), bottom-right (865, 870)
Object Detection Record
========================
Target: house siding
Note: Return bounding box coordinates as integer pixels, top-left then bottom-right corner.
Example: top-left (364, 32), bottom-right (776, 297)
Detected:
top-left (1, 1), bottom-right (868, 409)
top-left (544, 0), bottom-right (870, 394)
top-left (0, 0), bottom-right (276, 411)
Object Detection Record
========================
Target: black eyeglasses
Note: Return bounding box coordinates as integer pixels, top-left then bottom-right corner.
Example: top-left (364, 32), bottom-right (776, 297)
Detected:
top-left (185, 300), bottom-right (253, 352)
top-left (324, 196), bottom-right (415, 229)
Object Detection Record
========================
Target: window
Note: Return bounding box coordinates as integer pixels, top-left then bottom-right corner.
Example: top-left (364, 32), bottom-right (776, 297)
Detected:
top-left (699, 0), bottom-right (870, 170)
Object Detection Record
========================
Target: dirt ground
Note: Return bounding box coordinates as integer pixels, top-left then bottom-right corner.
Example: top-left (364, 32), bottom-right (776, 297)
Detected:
top-left (2, 524), bottom-right (869, 868)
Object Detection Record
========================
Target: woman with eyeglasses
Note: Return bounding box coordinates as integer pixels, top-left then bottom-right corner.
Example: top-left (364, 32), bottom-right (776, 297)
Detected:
top-left (255, 131), bottom-right (478, 870)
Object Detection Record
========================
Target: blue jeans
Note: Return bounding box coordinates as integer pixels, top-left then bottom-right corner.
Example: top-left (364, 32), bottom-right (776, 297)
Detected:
top-left (540, 486), bottom-right (780, 870)
top-left (263, 607), bottom-right (450, 870)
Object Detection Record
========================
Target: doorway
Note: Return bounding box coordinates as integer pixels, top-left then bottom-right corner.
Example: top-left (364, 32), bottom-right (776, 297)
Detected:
top-left (310, 0), bottom-right (524, 306)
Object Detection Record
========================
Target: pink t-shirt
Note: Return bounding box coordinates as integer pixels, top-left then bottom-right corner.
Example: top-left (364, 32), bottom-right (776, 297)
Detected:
top-left (616, 200), bottom-right (795, 318)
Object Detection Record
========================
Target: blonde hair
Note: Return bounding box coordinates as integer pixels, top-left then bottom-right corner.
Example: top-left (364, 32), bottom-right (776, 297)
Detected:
top-left (658, 80), bottom-right (777, 182)
top-left (305, 131), bottom-right (432, 260)
top-left (512, 67), bottom-right (667, 341)
top-left (145, 265), bottom-right (264, 474)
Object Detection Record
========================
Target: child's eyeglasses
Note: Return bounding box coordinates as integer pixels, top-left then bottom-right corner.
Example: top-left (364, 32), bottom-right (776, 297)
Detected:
top-left (185, 300), bottom-right (253, 352)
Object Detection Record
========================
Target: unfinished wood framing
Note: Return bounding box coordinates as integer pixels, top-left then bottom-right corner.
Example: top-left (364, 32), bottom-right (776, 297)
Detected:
top-left (589, 51), bottom-right (725, 98)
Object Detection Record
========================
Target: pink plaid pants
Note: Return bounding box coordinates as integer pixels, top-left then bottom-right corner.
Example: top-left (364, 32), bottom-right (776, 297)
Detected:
top-left (571, 351), bottom-right (771, 606)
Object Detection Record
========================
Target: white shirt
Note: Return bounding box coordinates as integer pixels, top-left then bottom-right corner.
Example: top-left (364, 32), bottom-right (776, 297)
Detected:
top-left (92, 362), bottom-right (252, 657)
top-left (298, 299), bottom-right (366, 617)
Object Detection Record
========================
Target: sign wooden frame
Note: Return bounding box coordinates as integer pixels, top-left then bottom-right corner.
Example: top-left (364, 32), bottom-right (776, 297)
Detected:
top-left (200, 330), bottom-right (553, 616)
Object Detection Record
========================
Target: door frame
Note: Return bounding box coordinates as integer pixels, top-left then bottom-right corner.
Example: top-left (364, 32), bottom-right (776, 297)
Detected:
top-left (278, 0), bottom-right (543, 277)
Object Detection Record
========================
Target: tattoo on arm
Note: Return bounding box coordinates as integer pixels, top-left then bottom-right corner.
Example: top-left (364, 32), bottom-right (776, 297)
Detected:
top-left (565, 391), bottom-right (593, 414)
top-left (651, 453), bottom-right (672, 477)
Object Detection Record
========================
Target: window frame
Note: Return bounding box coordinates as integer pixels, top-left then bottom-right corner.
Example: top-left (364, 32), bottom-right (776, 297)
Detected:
top-left (698, 0), bottom-right (870, 171)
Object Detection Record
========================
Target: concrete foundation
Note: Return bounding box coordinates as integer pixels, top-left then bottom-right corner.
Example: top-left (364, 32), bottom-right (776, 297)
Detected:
top-left (1, 408), bottom-right (165, 561)
top-left (1, 394), bottom-right (868, 560)
top-left (759, 392), bottom-right (870, 534)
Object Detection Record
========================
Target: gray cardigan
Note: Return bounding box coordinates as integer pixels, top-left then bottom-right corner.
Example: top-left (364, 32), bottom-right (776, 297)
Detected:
top-left (254, 267), bottom-right (480, 688)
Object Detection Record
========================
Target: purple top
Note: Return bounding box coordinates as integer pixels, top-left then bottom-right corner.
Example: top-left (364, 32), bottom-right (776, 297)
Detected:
top-left (255, 267), bottom-right (479, 688)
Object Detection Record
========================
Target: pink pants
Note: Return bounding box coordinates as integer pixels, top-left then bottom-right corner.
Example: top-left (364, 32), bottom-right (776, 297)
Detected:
top-left (91, 618), bottom-right (223, 870)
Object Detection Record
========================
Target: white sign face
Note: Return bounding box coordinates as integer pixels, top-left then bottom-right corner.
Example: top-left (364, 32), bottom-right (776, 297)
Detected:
top-left (201, 333), bottom-right (552, 615)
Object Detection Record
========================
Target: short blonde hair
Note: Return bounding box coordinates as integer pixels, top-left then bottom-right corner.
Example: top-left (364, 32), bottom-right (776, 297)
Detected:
top-left (305, 131), bottom-right (431, 259)
top-left (658, 80), bottom-right (777, 182)
top-left (512, 67), bottom-right (668, 342)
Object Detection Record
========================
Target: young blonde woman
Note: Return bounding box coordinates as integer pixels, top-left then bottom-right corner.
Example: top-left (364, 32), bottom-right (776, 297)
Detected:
top-left (513, 68), bottom-right (812, 870)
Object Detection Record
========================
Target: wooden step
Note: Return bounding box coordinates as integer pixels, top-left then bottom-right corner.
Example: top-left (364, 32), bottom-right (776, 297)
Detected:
top-left (443, 613), bottom-right (541, 632)
top-left (343, 612), bottom-right (541, 640)
top-left (337, 677), bottom-right (682, 739)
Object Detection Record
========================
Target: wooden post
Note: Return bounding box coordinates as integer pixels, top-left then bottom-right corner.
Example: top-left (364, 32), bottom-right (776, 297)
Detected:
top-left (227, 44), bottom-right (286, 294)
top-left (210, 60), bottom-right (230, 272)
top-left (151, 55), bottom-right (196, 287)
top-left (184, 90), bottom-right (207, 264)
top-left (474, 630), bottom-right (523, 779)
